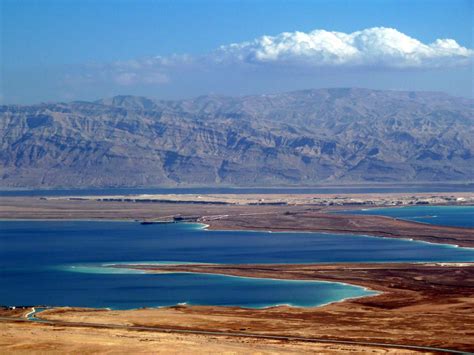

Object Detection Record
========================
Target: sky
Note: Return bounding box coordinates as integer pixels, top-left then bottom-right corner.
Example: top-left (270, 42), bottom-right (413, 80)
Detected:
top-left (1, 0), bottom-right (473, 104)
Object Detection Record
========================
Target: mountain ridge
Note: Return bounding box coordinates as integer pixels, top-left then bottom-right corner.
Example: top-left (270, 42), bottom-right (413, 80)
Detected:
top-left (1, 88), bottom-right (473, 188)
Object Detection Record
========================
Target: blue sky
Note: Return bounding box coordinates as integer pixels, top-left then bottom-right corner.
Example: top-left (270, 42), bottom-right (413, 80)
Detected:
top-left (1, 0), bottom-right (473, 103)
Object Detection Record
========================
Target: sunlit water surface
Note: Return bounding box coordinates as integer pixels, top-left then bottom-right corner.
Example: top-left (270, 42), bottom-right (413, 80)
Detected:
top-left (1, 216), bottom-right (473, 309)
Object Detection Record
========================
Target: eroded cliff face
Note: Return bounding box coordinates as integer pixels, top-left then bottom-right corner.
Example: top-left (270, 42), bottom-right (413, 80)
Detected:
top-left (1, 88), bottom-right (473, 187)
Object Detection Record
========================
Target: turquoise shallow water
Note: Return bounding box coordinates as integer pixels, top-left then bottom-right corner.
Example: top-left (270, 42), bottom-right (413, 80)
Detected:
top-left (1, 214), bottom-right (473, 309)
top-left (343, 205), bottom-right (474, 228)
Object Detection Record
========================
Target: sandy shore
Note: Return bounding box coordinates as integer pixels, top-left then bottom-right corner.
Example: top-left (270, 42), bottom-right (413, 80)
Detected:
top-left (1, 195), bottom-right (473, 247)
top-left (1, 194), bottom-right (473, 352)
top-left (2, 262), bottom-right (472, 353)
top-left (44, 262), bottom-right (474, 352)
top-left (205, 208), bottom-right (474, 247)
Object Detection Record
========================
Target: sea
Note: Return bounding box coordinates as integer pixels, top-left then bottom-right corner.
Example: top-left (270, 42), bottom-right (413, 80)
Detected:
top-left (344, 205), bottom-right (474, 228)
top-left (1, 206), bottom-right (473, 309)
top-left (1, 183), bottom-right (473, 196)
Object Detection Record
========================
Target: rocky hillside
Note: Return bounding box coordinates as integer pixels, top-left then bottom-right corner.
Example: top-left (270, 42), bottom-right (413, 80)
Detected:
top-left (1, 88), bottom-right (473, 187)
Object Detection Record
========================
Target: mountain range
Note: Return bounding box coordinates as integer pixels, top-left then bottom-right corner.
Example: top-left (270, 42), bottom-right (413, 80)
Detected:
top-left (1, 88), bottom-right (473, 188)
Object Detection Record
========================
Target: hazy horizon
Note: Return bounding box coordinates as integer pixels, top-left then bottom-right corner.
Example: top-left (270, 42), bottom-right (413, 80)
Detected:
top-left (2, 86), bottom-right (473, 107)
top-left (2, 0), bottom-right (473, 104)
top-left (1, 0), bottom-right (473, 188)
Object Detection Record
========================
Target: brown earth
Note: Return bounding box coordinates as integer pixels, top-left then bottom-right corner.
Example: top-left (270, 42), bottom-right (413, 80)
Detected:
top-left (1, 196), bottom-right (473, 353)
top-left (0, 196), bottom-right (289, 220)
top-left (35, 262), bottom-right (474, 352)
top-left (0, 320), bottom-right (425, 354)
top-left (1, 196), bottom-right (473, 247)
top-left (206, 208), bottom-right (474, 247)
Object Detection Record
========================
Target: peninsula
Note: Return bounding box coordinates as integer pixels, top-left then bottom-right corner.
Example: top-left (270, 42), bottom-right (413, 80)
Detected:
top-left (1, 192), bottom-right (473, 247)
top-left (1, 192), bottom-right (473, 353)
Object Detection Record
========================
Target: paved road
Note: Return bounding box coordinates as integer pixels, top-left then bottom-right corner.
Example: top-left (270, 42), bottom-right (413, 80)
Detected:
top-left (0, 313), bottom-right (471, 354)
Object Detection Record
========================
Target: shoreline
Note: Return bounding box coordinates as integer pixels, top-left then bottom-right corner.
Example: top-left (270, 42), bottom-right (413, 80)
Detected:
top-left (1, 217), bottom-right (473, 252)
top-left (4, 262), bottom-right (472, 352)
top-left (202, 207), bottom-right (474, 247)
top-left (198, 222), bottom-right (474, 250)
top-left (104, 263), bottom-right (381, 310)
top-left (1, 215), bottom-right (472, 246)
top-left (1, 194), bottom-right (474, 351)
top-left (59, 261), bottom-right (381, 310)
top-left (1, 195), bottom-right (473, 247)
top-left (2, 216), bottom-right (473, 260)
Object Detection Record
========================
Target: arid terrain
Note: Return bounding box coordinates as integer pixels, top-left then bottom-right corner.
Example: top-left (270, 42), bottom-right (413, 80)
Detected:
top-left (0, 320), bottom-right (423, 354)
top-left (1, 193), bottom-right (473, 353)
top-left (1, 262), bottom-right (473, 353)
top-left (2, 0), bottom-right (474, 352)
top-left (46, 191), bottom-right (474, 206)
top-left (1, 193), bottom-right (473, 247)
top-left (2, 89), bottom-right (473, 187)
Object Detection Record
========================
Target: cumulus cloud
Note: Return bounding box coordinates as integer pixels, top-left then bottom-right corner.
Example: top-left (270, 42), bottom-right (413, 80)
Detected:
top-left (65, 27), bottom-right (472, 88)
top-left (214, 27), bottom-right (472, 68)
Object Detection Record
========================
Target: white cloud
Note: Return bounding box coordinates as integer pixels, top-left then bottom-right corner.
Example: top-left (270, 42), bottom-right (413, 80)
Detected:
top-left (65, 27), bottom-right (472, 88)
top-left (213, 27), bottom-right (472, 68)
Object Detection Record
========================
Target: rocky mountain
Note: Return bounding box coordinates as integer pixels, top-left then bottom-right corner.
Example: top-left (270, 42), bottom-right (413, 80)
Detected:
top-left (1, 88), bottom-right (473, 188)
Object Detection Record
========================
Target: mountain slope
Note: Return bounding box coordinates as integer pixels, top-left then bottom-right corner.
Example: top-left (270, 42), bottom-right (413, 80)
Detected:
top-left (1, 88), bottom-right (473, 187)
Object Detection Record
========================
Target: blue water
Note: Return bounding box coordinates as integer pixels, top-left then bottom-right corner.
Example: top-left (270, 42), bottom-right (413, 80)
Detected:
top-left (344, 206), bottom-right (474, 228)
top-left (1, 220), bottom-right (473, 309)
top-left (1, 183), bottom-right (473, 197)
